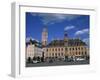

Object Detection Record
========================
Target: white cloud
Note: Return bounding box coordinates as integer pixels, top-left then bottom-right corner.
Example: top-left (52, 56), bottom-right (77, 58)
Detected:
top-left (83, 38), bottom-right (89, 46)
top-left (75, 28), bottom-right (89, 35)
top-left (26, 37), bottom-right (34, 42)
top-left (64, 26), bottom-right (75, 31)
top-left (26, 37), bottom-right (39, 42)
top-left (31, 13), bottom-right (80, 25)
top-left (31, 13), bottom-right (37, 16)
top-left (39, 14), bottom-right (67, 25)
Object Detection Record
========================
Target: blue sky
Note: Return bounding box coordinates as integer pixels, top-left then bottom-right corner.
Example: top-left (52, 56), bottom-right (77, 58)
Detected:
top-left (26, 12), bottom-right (89, 45)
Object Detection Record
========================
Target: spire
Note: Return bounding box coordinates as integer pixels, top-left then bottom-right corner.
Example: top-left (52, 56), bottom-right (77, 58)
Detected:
top-left (64, 30), bottom-right (68, 46)
top-left (43, 25), bottom-right (48, 32)
top-left (64, 30), bottom-right (68, 41)
top-left (64, 30), bottom-right (68, 37)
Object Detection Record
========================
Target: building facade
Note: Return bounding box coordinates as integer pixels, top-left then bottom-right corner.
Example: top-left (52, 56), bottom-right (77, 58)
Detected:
top-left (26, 39), bottom-right (43, 61)
top-left (26, 27), bottom-right (89, 62)
top-left (43, 30), bottom-right (89, 61)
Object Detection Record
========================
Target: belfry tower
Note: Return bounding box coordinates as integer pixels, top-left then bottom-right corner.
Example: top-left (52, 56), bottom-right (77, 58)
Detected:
top-left (64, 30), bottom-right (68, 46)
top-left (42, 26), bottom-right (48, 46)
top-left (64, 30), bottom-right (68, 41)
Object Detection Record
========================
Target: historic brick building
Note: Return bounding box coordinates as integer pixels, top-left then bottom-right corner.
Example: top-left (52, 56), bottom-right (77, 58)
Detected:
top-left (26, 27), bottom-right (89, 62)
top-left (42, 27), bottom-right (89, 61)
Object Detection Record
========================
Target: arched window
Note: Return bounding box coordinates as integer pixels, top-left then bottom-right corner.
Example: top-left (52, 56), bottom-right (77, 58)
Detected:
top-left (52, 48), bottom-right (54, 51)
top-left (82, 52), bottom-right (83, 55)
top-left (47, 49), bottom-right (48, 52)
top-left (61, 53), bottom-right (63, 56)
top-left (55, 53), bottom-right (57, 58)
top-left (79, 52), bottom-right (80, 55)
top-left (55, 53), bottom-right (57, 56)
top-left (76, 52), bottom-right (77, 55)
top-left (65, 48), bottom-right (67, 51)
top-left (52, 53), bottom-right (54, 57)
top-left (81, 47), bottom-right (83, 50)
top-left (62, 48), bottom-right (63, 51)
top-left (85, 51), bottom-right (87, 55)
top-left (55, 48), bottom-right (57, 51)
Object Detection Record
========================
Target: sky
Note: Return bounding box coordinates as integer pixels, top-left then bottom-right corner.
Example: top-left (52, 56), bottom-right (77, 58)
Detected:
top-left (26, 12), bottom-right (89, 45)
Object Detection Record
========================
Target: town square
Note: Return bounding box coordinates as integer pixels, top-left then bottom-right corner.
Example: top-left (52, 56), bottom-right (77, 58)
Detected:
top-left (26, 12), bottom-right (89, 67)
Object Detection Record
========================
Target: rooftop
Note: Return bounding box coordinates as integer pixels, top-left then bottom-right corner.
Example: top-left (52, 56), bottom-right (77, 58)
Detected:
top-left (26, 38), bottom-right (87, 48)
top-left (46, 38), bottom-right (87, 47)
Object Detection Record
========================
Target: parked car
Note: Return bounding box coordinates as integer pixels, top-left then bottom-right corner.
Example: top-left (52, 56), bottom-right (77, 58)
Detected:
top-left (33, 60), bottom-right (40, 63)
top-left (49, 59), bottom-right (53, 63)
top-left (76, 58), bottom-right (85, 61)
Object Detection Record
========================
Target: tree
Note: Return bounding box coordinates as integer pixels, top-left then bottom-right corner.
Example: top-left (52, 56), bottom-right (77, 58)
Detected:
top-left (27, 57), bottom-right (32, 63)
top-left (65, 56), bottom-right (68, 61)
top-left (33, 57), bottom-right (36, 60)
top-left (37, 56), bottom-right (40, 61)
top-left (41, 57), bottom-right (44, 62)
top-left (86, 56), bottom-right (89, 60)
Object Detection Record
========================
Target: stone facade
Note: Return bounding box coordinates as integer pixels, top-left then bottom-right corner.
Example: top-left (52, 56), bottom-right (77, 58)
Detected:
top-left (26, 27), bottom-right (89, 62)
top-left (43, 39), bottom-right (89, 61)
top-left (26, 39), bottom-right (43, 60)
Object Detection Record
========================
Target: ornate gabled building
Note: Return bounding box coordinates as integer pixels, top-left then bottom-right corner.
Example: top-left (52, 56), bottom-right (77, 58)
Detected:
top-left (43, 30), bottom-right (89, 61)
top-left (26, 27), bottom-right (89, 62)
top-left (26, 39), bottom-right (43, 61)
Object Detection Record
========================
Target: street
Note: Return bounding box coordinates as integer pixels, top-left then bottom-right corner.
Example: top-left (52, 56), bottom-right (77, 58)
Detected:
top-left (26, 60), bottom-right (89, 67)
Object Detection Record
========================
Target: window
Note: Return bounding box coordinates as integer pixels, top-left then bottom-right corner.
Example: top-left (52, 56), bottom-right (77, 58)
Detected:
top-left (82, 52), bottom-right (83, 55)
top-left (61, 53), bottom-right (63, 56)
top-left (52, 48), bottom-right (54, 51)
top-left (76, 48), bottom-right (77, 50)
top-left (55, 48), bottom-right (57, 51)
top-left (52, 53), bottom-right (54, 56)
top-left (73, 48), bottom-right (74, 50)
top-left (65, 48), bottom-right (67, 51)
top-left (79, 52), bottom-right (80, 55)
top-left (76, 52), bottom-right (77, 55)
top-left (47, 49), bottom-right (48, 51)
top-left (85, 51), bottom-right (87, 55)
top-left (62, 48), bottom-right (63, 51)
top-left (81, 47), bottom-right (83, 50)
